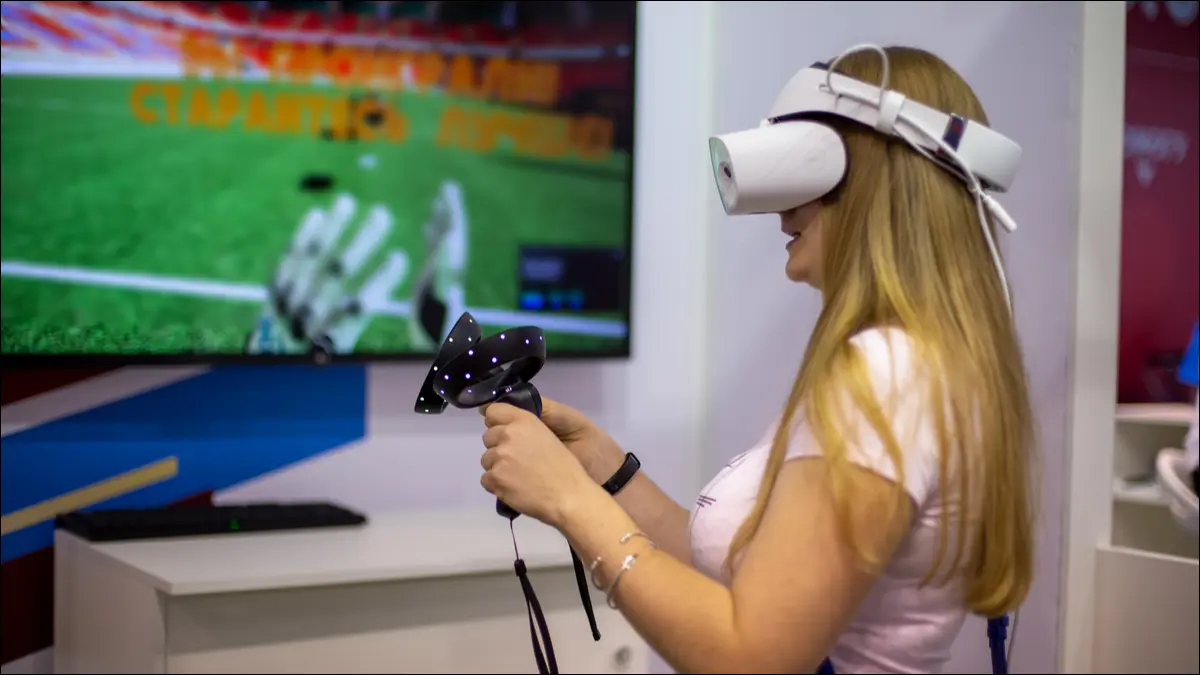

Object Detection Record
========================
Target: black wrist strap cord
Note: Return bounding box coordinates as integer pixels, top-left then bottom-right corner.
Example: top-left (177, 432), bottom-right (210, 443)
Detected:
top-left (508, 521), bottom-right (599, 675)
top-left (507, 452), bottom-right (641, 674)
top-left (510, 519), bottom-right (560, 675)
top-left (572, 548), bottom-right (604, 641)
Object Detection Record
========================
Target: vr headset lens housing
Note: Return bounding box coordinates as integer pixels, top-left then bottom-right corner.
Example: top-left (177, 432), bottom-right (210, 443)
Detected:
top-left (709, 121), bottom-right (847, 216)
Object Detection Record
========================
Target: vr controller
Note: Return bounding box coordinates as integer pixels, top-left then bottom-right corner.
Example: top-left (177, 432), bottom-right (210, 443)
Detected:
top-left (414, 311), bottom-right (548, 517)
top-left (414, 312), bottom-right (599, 675)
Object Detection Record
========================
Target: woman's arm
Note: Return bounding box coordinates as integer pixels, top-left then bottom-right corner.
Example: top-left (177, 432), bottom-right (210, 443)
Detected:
top-left (554, 458), bottom-right (912, 674)
top-left (584, 450), bottom-right (695, 565)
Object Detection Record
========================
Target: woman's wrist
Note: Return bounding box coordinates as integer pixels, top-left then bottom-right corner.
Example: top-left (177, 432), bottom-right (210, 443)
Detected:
top-left (584, 437), bottom-right (627, 485)
top-left (553, 479), bottom-right (614, 533)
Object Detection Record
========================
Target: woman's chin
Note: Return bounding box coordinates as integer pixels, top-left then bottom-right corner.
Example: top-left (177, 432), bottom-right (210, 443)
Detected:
top-left (785, 263), bottom-right (821, 289)
top-left (784, 260), bottom-right (809, 284)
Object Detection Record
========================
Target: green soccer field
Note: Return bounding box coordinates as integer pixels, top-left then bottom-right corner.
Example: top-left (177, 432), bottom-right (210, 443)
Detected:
top-left (0, 75), bottom-right (632, 357)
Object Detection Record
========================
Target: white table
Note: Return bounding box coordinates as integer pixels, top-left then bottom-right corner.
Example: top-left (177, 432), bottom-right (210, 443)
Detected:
top-left (53, 509), bottom-right (650, 674)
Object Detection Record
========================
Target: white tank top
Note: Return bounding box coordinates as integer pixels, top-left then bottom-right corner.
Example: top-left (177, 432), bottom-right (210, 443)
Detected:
top-left (688, 328), bottom-right (969, 673)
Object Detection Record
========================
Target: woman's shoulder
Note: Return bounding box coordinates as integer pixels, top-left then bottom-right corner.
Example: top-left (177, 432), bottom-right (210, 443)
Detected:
top-left (849, 325), bottom-right (915, 357)
top-left (847, 327), bottom-right (925, 397)
top-left (803, 327), bottom-right (943, 505)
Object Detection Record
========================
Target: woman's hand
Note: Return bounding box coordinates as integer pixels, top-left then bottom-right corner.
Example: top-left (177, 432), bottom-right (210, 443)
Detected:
top-left (525, 396), bottom-right (627, 484)
top-left (480, 402), bottom-right (602, 527)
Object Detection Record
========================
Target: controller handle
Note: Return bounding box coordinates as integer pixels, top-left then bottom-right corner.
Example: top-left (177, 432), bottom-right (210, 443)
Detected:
top-left (491, 379), bottom-right (603, 643)
top-left (492, 382), bottom-right (543, 520)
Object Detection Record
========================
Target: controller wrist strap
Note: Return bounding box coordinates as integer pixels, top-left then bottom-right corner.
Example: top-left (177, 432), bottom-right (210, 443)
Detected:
top-left (560, 453), bottom-right (643, 650)
top-left (507, 515), bottom-right (603, 675)
top-left (507, 462), bottom-right (622, 675)
top-left (510, 520), bottom-right (558, 675)
top-left (507, 532), bottom-right (601, 675)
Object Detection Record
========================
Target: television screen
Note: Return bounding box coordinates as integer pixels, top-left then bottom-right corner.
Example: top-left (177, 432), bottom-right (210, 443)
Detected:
top-left (0, 0), bottom-right (635, 364)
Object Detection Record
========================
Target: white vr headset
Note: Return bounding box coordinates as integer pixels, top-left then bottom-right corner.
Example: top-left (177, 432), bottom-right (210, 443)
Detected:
top-left (709, 45), bottom-right (1023, 306)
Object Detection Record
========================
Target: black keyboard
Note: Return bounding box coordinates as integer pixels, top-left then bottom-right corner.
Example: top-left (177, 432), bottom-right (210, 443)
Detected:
top-left (55, 502), bottom-right (368, 542)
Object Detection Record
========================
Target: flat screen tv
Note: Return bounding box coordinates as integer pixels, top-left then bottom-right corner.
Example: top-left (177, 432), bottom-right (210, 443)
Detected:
top-left (0, 0), bottom-right (636, 366)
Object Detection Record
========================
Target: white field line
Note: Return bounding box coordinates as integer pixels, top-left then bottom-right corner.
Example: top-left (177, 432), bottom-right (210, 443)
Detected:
top-left (0, 260), bottom-right (628, 338)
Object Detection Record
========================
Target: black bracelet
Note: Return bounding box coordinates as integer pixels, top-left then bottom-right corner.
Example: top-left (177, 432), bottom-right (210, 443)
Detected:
top-left (601, 452), bottom-right (641, 496)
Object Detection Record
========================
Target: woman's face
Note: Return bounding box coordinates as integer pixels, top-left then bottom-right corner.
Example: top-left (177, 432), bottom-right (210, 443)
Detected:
top-left (780, 201), bottom-right (823, 287)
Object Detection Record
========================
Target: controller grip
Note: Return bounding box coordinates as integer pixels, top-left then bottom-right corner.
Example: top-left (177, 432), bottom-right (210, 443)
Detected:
top-left (493, 383), bottom-right (544, 520)
top-left (497, 500), bottom-right (520, 519)
top-left (497, 383), bottom-right (543, 417)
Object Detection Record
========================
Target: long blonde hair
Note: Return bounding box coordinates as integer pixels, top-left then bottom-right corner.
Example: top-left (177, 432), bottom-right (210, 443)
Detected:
top-left (725, 47), bottom-right (1035, 618)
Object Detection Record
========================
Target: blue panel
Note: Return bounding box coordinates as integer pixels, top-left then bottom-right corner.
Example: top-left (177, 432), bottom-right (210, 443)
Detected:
top-left (1, 365), bottom-right (367, 563)
top-left (1179, 322), bottom-right (1198, 388)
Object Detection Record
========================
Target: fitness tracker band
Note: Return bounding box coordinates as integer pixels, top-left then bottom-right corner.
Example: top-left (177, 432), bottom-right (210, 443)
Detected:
top-left (602, 452), bottom-right (641, 496)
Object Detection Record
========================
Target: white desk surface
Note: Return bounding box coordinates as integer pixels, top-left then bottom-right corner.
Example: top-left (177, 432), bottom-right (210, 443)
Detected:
top-left (64, 509), bottom-right (577, 596)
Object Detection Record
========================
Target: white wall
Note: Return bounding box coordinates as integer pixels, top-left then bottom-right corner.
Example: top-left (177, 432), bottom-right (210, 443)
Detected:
top-left (1060, 3), bottom-right (1127, 672)
top-left (702, 2), bottom-right (1085, 673)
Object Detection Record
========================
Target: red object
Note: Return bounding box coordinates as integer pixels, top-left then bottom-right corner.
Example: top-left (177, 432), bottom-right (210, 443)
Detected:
top-left (1, 371), bottom-right (114, 406)
top-left (27, 12), bottom-right (81, 42)
top-left (1117, 3), bottom-right (1200, 403)
top-left (216, 2), bottom-right (252, 26)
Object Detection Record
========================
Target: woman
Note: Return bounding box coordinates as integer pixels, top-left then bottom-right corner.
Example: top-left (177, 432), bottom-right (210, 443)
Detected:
top-left (478, 46), bottom-right (1035, 674)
